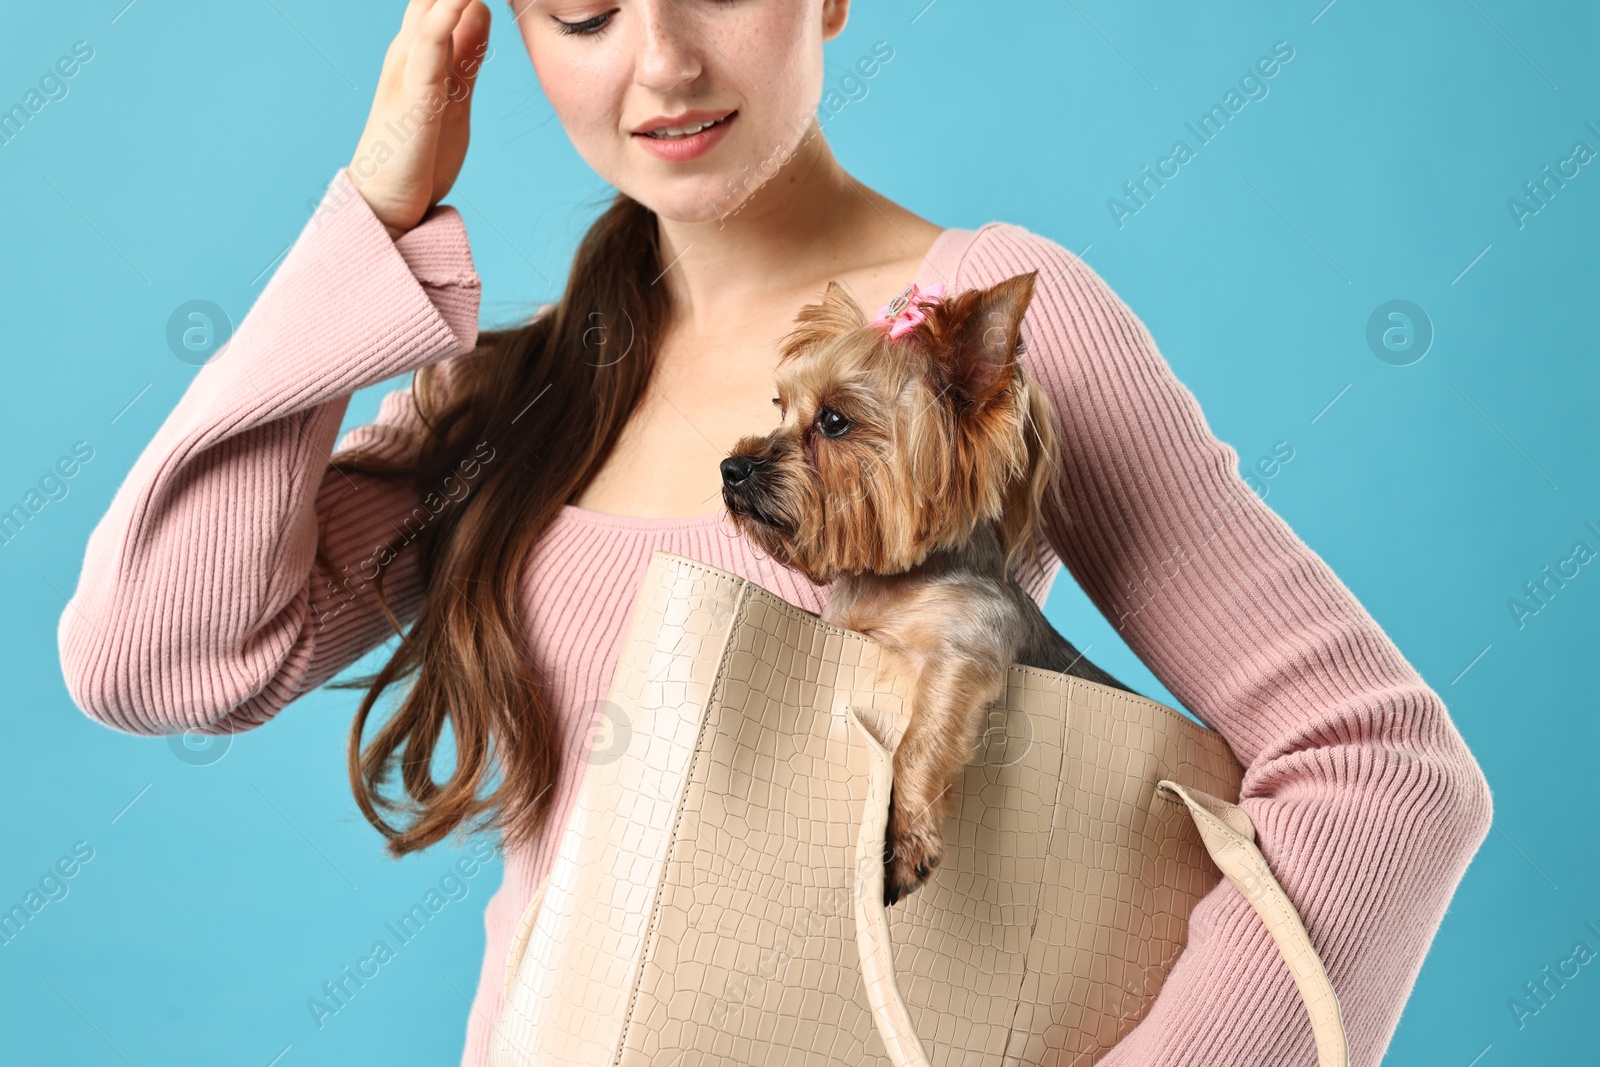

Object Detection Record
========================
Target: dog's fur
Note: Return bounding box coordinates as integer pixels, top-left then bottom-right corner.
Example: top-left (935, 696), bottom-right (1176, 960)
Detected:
top-left (721, 270), bottom-right (1140, 905)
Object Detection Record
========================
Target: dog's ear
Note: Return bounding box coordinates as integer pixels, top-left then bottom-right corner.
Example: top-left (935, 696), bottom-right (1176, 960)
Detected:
top-left (779, 281), bottom-right (867, 363)
top-left (931, 271), bottom-right (1038, 412)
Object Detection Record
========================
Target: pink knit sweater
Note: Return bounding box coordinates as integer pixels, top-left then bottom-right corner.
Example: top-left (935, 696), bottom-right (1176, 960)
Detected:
top-left (58, 167), bottom-right (1491, 1066)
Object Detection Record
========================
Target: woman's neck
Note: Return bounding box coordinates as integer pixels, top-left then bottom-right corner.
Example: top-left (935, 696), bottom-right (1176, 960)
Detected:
top-left (651, 125), bottom-right (930, 332)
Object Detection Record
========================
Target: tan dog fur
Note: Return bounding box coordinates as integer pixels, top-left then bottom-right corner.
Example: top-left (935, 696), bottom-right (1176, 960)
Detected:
top-left (721, 271), bottom-right (1137, 904)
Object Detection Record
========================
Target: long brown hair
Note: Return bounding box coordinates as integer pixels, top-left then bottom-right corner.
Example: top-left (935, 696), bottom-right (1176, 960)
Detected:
top-left (315, 192), bottom-right (668, 858)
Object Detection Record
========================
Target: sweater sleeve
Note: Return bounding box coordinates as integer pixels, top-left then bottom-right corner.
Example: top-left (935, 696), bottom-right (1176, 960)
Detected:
top-left (57, 167), bottom-right (484, 737)
top-left (957, 224), bottom-right (1493, 1066)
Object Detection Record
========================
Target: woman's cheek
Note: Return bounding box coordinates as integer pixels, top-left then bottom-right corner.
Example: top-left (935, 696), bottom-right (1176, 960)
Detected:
top-left (536, 57), bottom-right (629, 171)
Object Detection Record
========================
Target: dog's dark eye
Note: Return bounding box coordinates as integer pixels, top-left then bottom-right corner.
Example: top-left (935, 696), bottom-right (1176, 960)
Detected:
top-left (817, 408), bottom-right (851, 438)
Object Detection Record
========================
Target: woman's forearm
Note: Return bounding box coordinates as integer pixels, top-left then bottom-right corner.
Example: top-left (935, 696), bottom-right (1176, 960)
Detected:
top-left (57, 168), bottom-right (483, 736)
top-left (960, 222), bottom-right (1492, 1064)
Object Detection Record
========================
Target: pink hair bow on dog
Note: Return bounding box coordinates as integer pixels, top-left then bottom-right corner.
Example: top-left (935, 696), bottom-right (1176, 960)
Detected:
top-left (873, 282), bottom-right (945, 340)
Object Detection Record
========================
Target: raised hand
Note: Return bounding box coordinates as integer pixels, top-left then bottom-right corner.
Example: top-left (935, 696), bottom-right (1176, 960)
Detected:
top-left (347, 0), bottom-right (491, 239)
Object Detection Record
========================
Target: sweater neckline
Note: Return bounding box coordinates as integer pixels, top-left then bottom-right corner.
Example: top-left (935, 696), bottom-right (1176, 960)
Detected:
top-left (557, 505), bottom-right (732, 530)
top-left (560, 225), bottom-right (971, 530)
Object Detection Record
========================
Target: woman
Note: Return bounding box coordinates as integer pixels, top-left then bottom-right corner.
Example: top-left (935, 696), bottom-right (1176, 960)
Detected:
top-left (57, 1), bottom-right (1492, 1063)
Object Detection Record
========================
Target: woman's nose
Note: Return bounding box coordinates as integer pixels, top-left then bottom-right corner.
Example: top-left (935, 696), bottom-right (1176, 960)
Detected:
top-left (635, 1), bottom-right (704, 92)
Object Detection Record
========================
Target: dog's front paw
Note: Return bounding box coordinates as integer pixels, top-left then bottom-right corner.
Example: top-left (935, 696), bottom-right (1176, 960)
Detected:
top-left (883, 784), bottom-right (945, 907)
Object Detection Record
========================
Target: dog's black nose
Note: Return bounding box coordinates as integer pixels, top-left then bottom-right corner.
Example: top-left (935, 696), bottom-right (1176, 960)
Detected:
top-left (720, 455), bottom-right (755, 487)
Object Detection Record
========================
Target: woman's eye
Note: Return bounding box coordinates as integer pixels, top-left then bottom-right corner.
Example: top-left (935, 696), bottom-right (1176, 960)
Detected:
top-left (817, 408), bottom-right (851, 438)
top-left (552, 9), bottom-right (617, 36)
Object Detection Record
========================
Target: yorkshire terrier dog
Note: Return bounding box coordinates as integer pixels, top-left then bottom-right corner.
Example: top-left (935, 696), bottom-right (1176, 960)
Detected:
top-left (721, 270), bottom-right (1140, 906)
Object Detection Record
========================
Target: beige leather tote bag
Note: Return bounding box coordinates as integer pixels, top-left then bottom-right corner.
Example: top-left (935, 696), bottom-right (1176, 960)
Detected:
top-left (489, 551), bottom-right (1347, 1067)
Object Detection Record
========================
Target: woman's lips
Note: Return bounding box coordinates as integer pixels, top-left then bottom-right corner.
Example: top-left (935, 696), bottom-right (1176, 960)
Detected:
top-left (632, 111), bottom-right (737, 163)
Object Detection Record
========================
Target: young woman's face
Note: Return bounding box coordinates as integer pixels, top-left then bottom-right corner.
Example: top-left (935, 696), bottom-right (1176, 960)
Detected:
top-left (512, 0), bottom-right (847, 223)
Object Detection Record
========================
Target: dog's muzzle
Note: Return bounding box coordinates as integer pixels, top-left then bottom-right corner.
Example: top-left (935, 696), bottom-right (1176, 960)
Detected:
top-left (721, 454), bottom-right (791, 533)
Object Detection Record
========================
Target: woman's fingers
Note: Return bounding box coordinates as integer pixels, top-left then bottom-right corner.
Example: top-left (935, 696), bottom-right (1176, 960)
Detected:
top-left (348, 0), bottom-right (486, 237)
top-left (432, 2), bottom-right (491, 200)
top-left (399, 0), bottom-right (431, 36)
top-left (406, 0), bottom-right (478, 91)
top-left (451, 0), bottom-right (493, 93)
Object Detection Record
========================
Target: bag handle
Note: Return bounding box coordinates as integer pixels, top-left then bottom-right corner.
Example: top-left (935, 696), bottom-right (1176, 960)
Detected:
top-left (1153, 781), bottom-right (1349, 1067)
top-left (846, 707), bottom-right (1349, 1067)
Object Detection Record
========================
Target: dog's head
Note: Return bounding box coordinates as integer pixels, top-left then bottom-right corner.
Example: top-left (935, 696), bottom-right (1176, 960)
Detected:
top-left (721, 270), bottom-right (1060, 584)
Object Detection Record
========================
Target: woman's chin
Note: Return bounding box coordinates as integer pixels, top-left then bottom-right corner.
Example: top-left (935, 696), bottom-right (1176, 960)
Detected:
top-left (628, 178), bottom-right (764, 227)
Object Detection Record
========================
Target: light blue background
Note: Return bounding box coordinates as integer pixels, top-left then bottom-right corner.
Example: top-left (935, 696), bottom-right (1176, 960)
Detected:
top-left (2, 1), bottom-right (1595, 1063)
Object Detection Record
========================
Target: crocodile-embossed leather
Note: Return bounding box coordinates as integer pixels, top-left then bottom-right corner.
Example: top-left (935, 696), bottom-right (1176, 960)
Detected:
top-left (488, 551), bottom-right (1347, 1067)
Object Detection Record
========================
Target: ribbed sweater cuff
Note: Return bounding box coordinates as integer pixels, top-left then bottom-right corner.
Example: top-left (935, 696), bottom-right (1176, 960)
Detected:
top-left (324, 167), bottom-right (482, 352)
